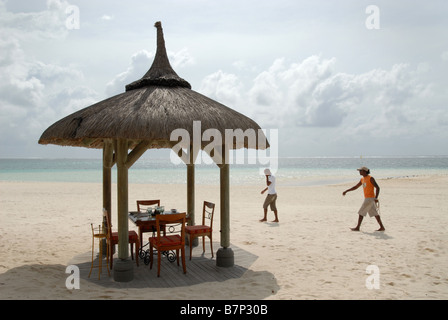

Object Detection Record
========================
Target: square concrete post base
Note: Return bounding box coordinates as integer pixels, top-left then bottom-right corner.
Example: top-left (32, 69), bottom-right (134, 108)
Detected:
top-left (113, 258), bottom-right (134, 282)
top-left (216, 247), bottom-right (234, 267)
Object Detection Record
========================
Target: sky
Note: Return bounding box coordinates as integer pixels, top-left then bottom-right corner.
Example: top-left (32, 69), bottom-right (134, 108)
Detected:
top-left (0, 0), bottom-right (447, 159)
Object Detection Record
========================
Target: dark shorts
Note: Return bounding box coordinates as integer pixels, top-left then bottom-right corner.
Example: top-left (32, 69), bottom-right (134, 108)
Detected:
top-left (263, 194), bottom-right (277, 211)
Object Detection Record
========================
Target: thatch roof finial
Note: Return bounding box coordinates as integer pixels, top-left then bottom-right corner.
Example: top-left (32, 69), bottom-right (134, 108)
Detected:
top-left (125, 21), bottom-right (191, 91)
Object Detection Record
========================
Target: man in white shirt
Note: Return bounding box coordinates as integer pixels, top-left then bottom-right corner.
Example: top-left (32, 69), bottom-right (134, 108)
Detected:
top-left (260, 168), bottom-right (279, 222)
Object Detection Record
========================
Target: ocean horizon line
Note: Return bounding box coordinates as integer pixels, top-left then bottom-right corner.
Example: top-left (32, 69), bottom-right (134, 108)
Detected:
top-left (1, 156), bottom-right (447, 186)
top-left (1, 154), bottom-right (448, 160)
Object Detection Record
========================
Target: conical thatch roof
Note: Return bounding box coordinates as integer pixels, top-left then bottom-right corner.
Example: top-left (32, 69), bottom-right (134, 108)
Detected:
top-left (38, 22), bottom-right (268, 151)
top-left (125, 21), bottom-right (191, 91)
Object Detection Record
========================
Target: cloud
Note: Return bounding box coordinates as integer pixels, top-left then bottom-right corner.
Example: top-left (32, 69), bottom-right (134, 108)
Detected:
top-left (170, 48), bottom-right (195, 69)
top-left (0, 0), bottom-right (70, 40)
top-left (100, 14), bottom-right (114, 21)
top-left (199, 70), bottom-right (243, 106)
top-left (105, 50), bottom-right (154, 96)
top-left (0, 0), bottom-right (100, 153)
top-left (197, 54), bottom-right (445, 154)
top-left (442, 51), bottom-right (448, 61)
top-left (246, 56), bottom-right (428, 130)
top-left (106, 48), bottom-right (195, 96)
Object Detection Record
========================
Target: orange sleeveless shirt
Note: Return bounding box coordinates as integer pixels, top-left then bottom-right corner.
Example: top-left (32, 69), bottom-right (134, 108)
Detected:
top-left (361, 175), bottom-right (375, 198)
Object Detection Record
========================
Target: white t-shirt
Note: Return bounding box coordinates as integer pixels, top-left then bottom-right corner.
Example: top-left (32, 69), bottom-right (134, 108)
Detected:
top-left (267, 175), bottom-right (276, 194)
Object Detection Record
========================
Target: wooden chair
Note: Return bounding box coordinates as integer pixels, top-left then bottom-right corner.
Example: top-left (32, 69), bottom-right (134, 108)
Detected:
top-left (149, 213), bottom-right (187, 277)
top-left (137, 199), bottom-right (160, 212)
top-left (136, 199), bottom-right (162, 249)
top-left (88, 223), bottom-right (110, 279)
top-left (185, 201), bottom-right (215, 260)
top-left (104, 209), bottom-right (140, 269)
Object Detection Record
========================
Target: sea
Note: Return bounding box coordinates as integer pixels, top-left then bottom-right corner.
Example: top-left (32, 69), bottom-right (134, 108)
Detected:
top-left (1, 155), bottom-right (447, 187)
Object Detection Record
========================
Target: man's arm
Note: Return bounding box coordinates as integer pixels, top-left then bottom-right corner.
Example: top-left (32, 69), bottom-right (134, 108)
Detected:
top-left (343, 181), bottom-right (362, 196)
top-left (371, 177), bottom-right (380, 200)
top-left (266, 175), bottom-right (271, 186)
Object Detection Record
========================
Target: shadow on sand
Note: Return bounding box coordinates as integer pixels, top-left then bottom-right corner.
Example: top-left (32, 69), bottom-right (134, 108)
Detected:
top-left (0, 242), bottom-right (279, 300)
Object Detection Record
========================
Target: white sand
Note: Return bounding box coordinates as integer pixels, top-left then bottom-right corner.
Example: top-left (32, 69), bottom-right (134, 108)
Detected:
top-left (1, 175), bottom-right (447, 300)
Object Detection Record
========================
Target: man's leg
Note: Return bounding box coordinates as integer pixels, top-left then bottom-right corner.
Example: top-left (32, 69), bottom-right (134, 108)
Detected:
top-left (261, 195), bottom-right (272, 222)
top-left (375, 216), bottom-right (385, 231)
top-left (351, 215), bottom-right (364, 231)
top-left (353, 199), bottom-right (371, 231)
top-left (271, 195), bottom-right (279, 222)
top-left (272, 210), bottom-right (279, 223)
top-left (260, 208), bottom-right (268, 222)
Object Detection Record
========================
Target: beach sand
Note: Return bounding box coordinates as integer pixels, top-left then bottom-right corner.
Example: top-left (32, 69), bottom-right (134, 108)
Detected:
top-left (1, 174), bottom-right (447, 300)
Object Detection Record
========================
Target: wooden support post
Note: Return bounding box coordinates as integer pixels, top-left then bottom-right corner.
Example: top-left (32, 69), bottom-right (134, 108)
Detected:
top-left (186, 147), bottom-right (199, 247)
top-left (102, 140), bottom-right (114, 219)
top-left (102, 140), bottom-right (114, 255)
top-left (219, 163), bottom-right (230, 248)
top-left (114, 138), bottom-right (133, 282)
top-left (187, 148), bottom-right (195, 226)
top-left (216, 146), bottom-right (234, 267)
top-left (116, 139), bottom-right (129, 259)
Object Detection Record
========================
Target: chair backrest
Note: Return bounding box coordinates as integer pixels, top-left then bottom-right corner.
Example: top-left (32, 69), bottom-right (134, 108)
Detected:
top-left (91, 223), bottom-right (106, 236)
top-left (91, 223), bottom-right (100, 235)
top-left (155, 213), bottom-right (186, 244)
top-left (202, 201), bottom-right (215, 228)
top-left (137, 199), bottom-right (160, 212)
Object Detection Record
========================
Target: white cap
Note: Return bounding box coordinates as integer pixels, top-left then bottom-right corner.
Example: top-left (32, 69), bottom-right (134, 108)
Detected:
top-left (264, 168), bottom-right (272, 175)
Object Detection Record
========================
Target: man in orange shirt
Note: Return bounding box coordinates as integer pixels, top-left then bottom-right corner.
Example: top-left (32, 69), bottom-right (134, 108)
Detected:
top-left (343, 167), bottom-right (386, 231)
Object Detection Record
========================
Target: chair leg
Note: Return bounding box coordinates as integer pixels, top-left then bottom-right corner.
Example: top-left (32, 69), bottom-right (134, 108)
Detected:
top-left (181, 247), bottom-right (186, 274)
top-left (88, 237), bottom-right (94, 278)
top-left (139, 227), bottom-right (143, 249)
top-left (149, 243), bottom-right (153, 269)
top-left (98, 239), bottom-right (102, 280)
top-left (130, 243), bottom-right (134, 260)
top-left (135, 241), bottom-right (139, 266)
top-left (105, 240), bottom-right (110, 276)
top-left (109, 243), bottom-right (114, 270)
top-left (202, 235), bottom-right (206, 253)
top-left (157, 251), bottom-right (161, 277)
top-left (176, 249), bottom-right (180, 266)
top-left (189, 234), bottom-right (193, 260)
top-left (106, 240), bottom-right (109, 265)
top-left (210, 234), bottom-right (214, 258)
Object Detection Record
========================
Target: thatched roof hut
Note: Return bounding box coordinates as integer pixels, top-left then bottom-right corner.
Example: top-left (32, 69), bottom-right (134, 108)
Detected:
top-left (38, 21), bottom-right (269, 282)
